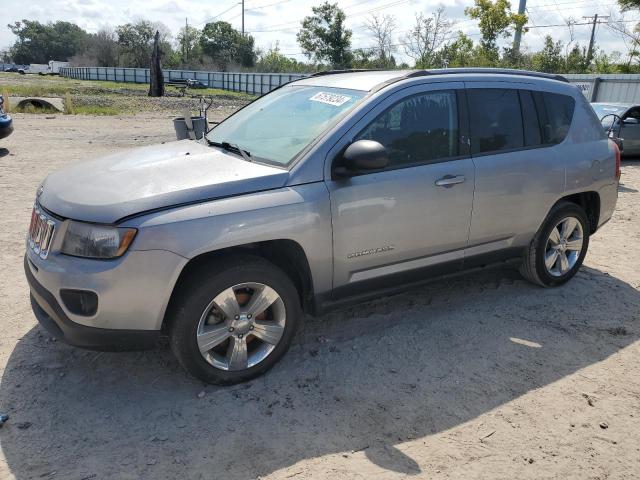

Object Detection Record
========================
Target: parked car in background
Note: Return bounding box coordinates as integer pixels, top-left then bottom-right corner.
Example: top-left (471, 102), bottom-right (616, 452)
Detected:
top-left (4, 66), bottom-right (19, 73)
top-left (0, 95), bottom-right (13, 140)
top-left (25, 69), bottom-right (620, 385)
top-left (592, 102), bottom-right (640, 157)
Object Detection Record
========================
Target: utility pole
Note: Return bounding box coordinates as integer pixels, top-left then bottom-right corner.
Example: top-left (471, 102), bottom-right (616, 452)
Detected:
top-left (583, 14), bottom-right (610, 67)
top-left (512, 0), bottom-right (527, 57)
top-left (185, 18), bottom-right (188, 62)
top-left (241, 0), bottom-right (245, 36)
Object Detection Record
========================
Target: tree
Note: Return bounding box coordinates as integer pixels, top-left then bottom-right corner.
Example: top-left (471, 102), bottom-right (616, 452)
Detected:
top-left (92, 29), bottom-right (119, 67)
top-left (432, 32), bottom-right (481, 67)
top-left (619, 0), bottom-right (640, 10)
top-left (8, 20), bottom-right (89, 64)
top-left (402, 7), bottom-right (453, 68)
top-left (200, 21), bottom-right (256, 70)
top-left (363, 13), bottom-right (397, 67)
top-left (565, 44), bottom-right (589, 73)
top-left (350, 48), bottom-right (397, 69)
top-left (531, 36), bottom-right (564, 72)
top-left (116, 21), bottom-right (155, 67)
top-left (464, 0), bottom-right (527, 61)
top-left (256, 43), bottom-right (311, 72)
top-left (297, 2), bottom-right (352, 68)
top-left (176, 25), bottom-right (202, 66)
top-left (607, 13), bottom-right (640, 70)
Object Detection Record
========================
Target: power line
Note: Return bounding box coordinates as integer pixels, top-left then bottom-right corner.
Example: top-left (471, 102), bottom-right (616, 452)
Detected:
top-left (524, 18), bottom-right (639, 28)
top-left (246, 0), bottom-right (413, 33)
top-left (245, 0), bottom-right (295, 11)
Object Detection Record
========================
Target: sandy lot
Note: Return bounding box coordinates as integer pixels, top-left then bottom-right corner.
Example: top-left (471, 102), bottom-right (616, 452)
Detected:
top-left (0, 112), bottom-right (639, 480)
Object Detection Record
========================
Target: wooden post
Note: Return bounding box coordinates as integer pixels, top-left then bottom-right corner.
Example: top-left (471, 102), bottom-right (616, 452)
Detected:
top-left (148, 31), bottom-right (165, 97)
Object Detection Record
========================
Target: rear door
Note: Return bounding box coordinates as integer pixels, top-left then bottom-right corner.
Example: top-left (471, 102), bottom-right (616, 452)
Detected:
top-left (464, 83), bottom-right (567, 262)
top-left (325, 82), bottom-right (475, 295)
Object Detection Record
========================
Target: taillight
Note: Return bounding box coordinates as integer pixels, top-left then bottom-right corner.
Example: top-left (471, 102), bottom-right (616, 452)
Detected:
top-left (610, 139), bottom-right (621, 180)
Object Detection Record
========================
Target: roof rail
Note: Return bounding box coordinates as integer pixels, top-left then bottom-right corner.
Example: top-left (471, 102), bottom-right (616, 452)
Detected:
top-left (406, 68), bottom-right (569, 83)
top-left (310, 69), bottom-right (386, 77)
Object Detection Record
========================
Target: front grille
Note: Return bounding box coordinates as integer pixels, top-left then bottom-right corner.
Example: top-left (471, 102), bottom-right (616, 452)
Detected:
top-left (28, 205), bottom-right (56, 259)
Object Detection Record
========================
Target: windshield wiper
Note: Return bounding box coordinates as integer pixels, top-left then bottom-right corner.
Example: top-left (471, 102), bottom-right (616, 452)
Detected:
top-left (210, 140), bottom-right (252, 162)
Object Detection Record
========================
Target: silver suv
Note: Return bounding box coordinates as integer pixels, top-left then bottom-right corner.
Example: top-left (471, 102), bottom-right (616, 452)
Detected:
top-left (25, 69), bottom-right (620, 384)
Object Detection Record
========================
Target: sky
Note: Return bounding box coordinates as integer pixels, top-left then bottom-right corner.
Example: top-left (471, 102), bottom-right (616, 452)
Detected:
top-left (2, 0), bottom-right (640, 64)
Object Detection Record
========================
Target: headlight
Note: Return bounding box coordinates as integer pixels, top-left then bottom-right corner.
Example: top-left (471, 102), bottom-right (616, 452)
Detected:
top-left (61, 221), bottom-right (137, 259)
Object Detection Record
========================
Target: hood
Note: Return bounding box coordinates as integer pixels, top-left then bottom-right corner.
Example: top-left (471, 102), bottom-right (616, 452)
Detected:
top-left (39, 140), bottom-right (289, 223)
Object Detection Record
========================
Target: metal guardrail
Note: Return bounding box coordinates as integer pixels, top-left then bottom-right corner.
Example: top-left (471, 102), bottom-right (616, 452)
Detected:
top-left (59, 67), bottom-right (308, 95)
top-left (57, 67), bottom-right (640, 102)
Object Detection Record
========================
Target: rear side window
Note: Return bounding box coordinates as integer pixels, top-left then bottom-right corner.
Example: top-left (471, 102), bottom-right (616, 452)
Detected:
top-left (355, 90), bottom-right (459, 168)
top-left (467, 89), bottom-right (524, 154)
top-left (533, 91), bottom-right (575, 144)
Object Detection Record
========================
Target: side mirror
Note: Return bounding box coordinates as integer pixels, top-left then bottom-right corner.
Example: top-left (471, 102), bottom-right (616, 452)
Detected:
top-left (623, 117), bottom-right (639, 125)
top-left (334, 140), bottom-right (389, 178)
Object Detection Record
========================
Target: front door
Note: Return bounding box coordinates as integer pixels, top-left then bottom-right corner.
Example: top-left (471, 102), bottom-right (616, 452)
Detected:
top-left (325, 83), bottom-right (475, 296)
top-left (621, 107), bottom-right (640, 155)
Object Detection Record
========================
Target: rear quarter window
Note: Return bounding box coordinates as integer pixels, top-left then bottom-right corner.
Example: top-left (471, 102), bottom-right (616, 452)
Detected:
top-left (534, 92), bottom-right (575, 145)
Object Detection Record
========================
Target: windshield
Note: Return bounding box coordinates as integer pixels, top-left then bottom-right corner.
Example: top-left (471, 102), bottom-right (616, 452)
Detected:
top-left (207, 85), bottom-right (366, 166)
top-left (591, 104), bottom-right (626, 121)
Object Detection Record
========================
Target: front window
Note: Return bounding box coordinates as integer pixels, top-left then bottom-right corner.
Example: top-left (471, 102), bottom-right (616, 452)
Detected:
top-left (207, 85), bottom-right (366, 166)
top-left (355, 90), bottom-right (459, 168)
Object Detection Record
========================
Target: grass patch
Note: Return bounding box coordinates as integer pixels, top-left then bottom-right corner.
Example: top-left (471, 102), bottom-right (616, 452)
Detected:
top-left (63, 92), bottom-right (75, 114)
top-left (0, 73), bottom-right (255, 100)
top-left (13, 103), bottom-right (59, 114)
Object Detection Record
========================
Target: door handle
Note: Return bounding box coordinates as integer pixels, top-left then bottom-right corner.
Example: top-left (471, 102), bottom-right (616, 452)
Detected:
top-left (435, 175), bottom-right (466, 187)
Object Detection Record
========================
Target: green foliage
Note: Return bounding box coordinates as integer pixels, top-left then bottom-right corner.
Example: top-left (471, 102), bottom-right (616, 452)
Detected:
top-left (351, 49), bottom-right (397, 69)
top-left (6, 3), bottom-right (640, 76)
top-left (296, 2), bottom-right (352, 68)
top-left (464, 0), bottom-right (527, 61)
top-left (8, 20), bottom-right (89, 64)
top-left (531, 36), bottom-right (564, 73)
top-left (200, 21), bottom-right (256, 70)
top-left (115, 21), bottom-right (155, 68)
top-left (256, 43), bottom-right (313, 72)
top-left (431, 32), bottom-right (477, 67)
top-left (63, 92), bottom-right (75, 114)
top-left (176, 25), bottom-right (203, 67)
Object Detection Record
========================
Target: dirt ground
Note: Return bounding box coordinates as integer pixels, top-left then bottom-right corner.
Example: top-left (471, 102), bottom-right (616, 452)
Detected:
top-left (0, 112), bottom-right (639, 480)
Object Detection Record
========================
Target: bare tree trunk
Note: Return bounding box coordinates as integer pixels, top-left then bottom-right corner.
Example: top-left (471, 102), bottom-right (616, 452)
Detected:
top-left (148, 30), bottom-right (164, 97)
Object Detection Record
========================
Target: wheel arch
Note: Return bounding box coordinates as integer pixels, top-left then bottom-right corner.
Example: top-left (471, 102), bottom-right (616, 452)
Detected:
top-left (555, 191), bottom-right (600, 234)
top-left (162, 239), bottom-right (316, 333)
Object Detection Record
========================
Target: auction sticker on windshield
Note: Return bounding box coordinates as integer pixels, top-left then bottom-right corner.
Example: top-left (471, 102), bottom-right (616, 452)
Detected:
top-left (310, 92), bottom-right (352, 106)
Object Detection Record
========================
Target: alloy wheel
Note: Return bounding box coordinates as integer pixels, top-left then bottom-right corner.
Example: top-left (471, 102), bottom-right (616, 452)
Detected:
top-left (196, 282), bottom-right (286, 371)
top-left (544, 216), bottom-right (584, 277)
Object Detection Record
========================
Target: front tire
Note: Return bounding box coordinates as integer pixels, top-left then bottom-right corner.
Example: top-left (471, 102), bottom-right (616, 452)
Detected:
top-left (169, 256), bottom-right (301, 384)
top-left (520, 201), bottom-right (590, 287)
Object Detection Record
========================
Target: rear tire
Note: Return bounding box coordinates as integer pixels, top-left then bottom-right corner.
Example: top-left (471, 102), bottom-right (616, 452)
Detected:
top-left (520, 201), bottom-right (590, 287)
top-left (169, 255), bottom-right (301, 384)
